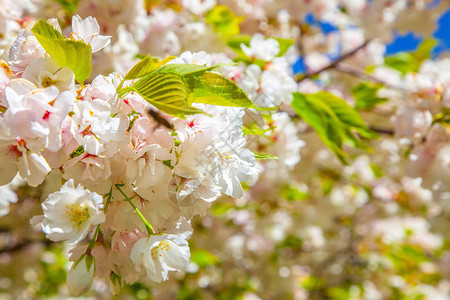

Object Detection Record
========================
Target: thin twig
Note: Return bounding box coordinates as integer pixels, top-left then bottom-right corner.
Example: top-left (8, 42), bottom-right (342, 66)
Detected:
top-left (297, 40), bottom-right (372, 83)
top-left (335, 64), bottom-right (407, 91)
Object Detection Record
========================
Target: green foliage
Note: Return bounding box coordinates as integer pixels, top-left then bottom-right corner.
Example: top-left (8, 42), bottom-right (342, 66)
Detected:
top-left (211, 202), bottom-right (235, 216)
top-left (274, 38), bottom-right (295, 57)
top-left (191, 248), bottom-right (220, 267)
top-left (386, 244), bottom-right (429, 275)
top-left (53, 0), bottom-right (80, 13)
top-left (242, 123), bottom-right (276, 135)
top-left (193, 72), bottom-right (253, 107)
top-left (177, 285), bottom-right (205, 300)
top-left (70, 145), bottom-right (85, 158)
top-left (31, 20), bottom-right (92, 83)
top-left (327, 285), bottom-right (355, 300)
top-left (205, 5), bottom-right (244, 37)
top-left (432, 109), bottom-right (450, 125)
top-left (301, 276), bottom-right (326, 291)
top-left (291, 92), bottom-right (378, 164)
top-left (119, 60), bottom-right (255, 118)
top-left (281, 184), bottom-right (309, 201)
top-left (352, 82), bottom-right (388, 110)
top-left (384, 38), bottom-right (437, 76)
top-left (370, 163), bottom-right (384, 178)
top-left (129, 72), bottom-right (205, 118)
top-left (123, 56), bottom-right (160, 81)
top-left (253, 152), bottom-right (278, 160)
top-left (36, 246), bottom-right (68, 297)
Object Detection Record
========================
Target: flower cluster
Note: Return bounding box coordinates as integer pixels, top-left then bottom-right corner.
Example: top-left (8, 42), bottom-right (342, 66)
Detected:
top-left (1, 15), bottom-right (259, 295)
top-left (1, 0), bottom-right (450, 299)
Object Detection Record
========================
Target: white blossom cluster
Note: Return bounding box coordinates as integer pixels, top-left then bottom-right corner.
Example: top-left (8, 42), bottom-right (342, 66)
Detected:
top-left (0, 15), bottom-right (259, 295)
top-left (1, 0), bottom-right (450, 299)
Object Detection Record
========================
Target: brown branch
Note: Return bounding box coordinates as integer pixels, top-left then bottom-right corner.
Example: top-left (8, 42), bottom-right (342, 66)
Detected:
top-left (335, 64), bottom-right (408, 91)
top-left (297, 40), bottom-right (372, 83)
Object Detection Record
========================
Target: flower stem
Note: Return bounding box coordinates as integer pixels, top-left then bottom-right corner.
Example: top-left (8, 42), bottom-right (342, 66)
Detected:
top-left (103, 187), bottom-right (113, 212)
top-left (86, 225), bottom-right (100, 255)
top-left (115, 184), bottom-right (155, 235)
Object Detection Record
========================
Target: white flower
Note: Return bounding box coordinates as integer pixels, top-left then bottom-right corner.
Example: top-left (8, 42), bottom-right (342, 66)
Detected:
top-left (130, 233), bottom-right (190, 282)
top-left (0, 184), bottom-right (18, 216)
top-left (71, 15), bottom-right (111, 53)
top-left (8, 26), bottom-right (46, 73)
top-left (169, 51), bottom-right (212, 66)
top-left (22, 57), bottom-right (75, 91)
top-left (241, 34), bottom-right (279, 62)
top-left (67, 255), bottom-right (95, 296)
top-left (70, 98), bottom-right (128, 156)
top-left (34, 179), bottom-right (105, 244)
top-left (182, 0), bottom-right (216, 15)
top-left (0, 138), bottom-right (51, 187)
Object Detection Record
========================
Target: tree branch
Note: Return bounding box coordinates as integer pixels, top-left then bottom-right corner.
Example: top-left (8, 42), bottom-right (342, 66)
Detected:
top-left (297, 40), bottom-right (372, 83)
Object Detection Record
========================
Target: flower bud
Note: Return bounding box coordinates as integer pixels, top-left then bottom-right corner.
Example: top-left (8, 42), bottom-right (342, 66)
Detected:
top-left (67, 255), bottom-right (95, 296)
top-left (109, 272), bottom-right (121, 296)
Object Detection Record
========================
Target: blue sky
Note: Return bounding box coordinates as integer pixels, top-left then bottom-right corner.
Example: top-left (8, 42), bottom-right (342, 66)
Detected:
top-left (293, 8), bottom-right (450, 74)
top-left (386, 8), bottom-right (450, 55)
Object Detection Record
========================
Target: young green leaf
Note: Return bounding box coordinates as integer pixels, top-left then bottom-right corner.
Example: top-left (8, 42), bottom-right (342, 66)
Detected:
top-left (128, 73), bottom-right (205, 118)
top-left (384, 39), bottom-right (437, 76)
top-left (352, 82), bottom-right (388, 110)
top-left (53, 0), bottom-right (80, 13)
top-left (31, 20), bottom-right (92, 83)
top-left (242, 123), bottom-right (276, 135)
top-left (384, 53), bottom-right (419, 76)
top-left (123, 56), bottom-right (176, 81)
top-left (226, 35), bottom-right (251, 58)
top-left (157, 64), bottom-right (218, 76)
top-left (191, 249), bottom-right (220, 267)
top-left (205, 5), bottom-right (244, 37)
top-left (253, 152), bottom-right (279, 160)
top-left (274, 38), bottom-right (294, 57)
top-left (411, 38), bottom-right (437, 61)
top-left (291, 92), bottom-right (378, 164)
top-left (192, 72), bottom-right (253, 107)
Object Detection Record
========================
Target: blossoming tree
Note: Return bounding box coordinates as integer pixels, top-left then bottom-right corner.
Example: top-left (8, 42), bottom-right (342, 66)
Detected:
top-left (0, 0), bottom-right (450, 299)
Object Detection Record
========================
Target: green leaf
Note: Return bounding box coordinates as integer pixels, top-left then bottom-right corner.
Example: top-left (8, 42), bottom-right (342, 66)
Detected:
top-left (281, 184), bottom-right (309, 201)
top-left (291, 92), bottom-right (378, 164)
top-left (352, 82), bottom-right (388, 110)
top-left (123, 56), bottom-right (158, 81)
top-left (191, 249), bottom-right (219, 267)
top-left (121, 61), bottom-right (258, 118)
top-left (162, 159), bottom-right (174, 169)
top-left (432, 110), bottom-right (450, 125)
top-left (411, 38), bottom-right (437, 61)
top-left (193, 72), bottom-right (253, 107)
top-left (384, 53), bottom-right (420, 76)
top-left (242, 123), bottom-right (276, 135)
top-left (370, 163), bottom-right (384, 178)
top-left (119, 55), bottom-right (175, 90)
top-left (205, 5), bottom-right (244, 37)
top-left (210, 202), bottom-right (234, 216)
top-left (53, 0), bottom-right (80, 13)
top-left (384, 39), bottom-right (437, 76)
top-left (253, 152), bottom-right (278, 160)
top-left (32, 20), bottom-right (92, 83)
top-left (227, 35), bottom-right (251, 58)
top-left (129, 73), bottom-right (205, 118)
top-left (157, 63), bottom-right (218, 76)
top-left (274, 38), bottom-right (294, 57)
top-left (301, 276), bottom-right (326, 291)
